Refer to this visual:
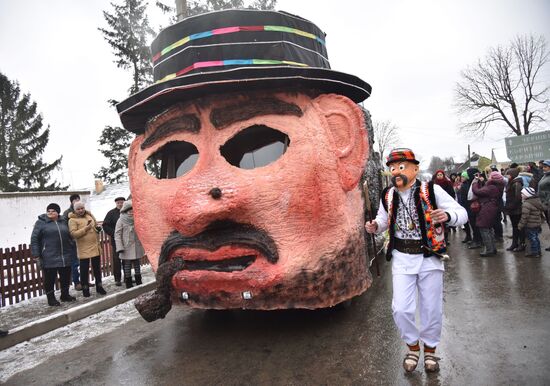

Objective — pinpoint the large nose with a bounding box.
[167,172,252,236]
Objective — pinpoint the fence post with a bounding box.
[0,248,6,307]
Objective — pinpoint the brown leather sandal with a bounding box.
[403,351,420,372]
[424,353,441,372]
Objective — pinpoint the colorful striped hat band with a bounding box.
[117,9,372,134]
[153,25,326,64]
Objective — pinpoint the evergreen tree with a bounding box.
[99,0,156,94]
[94,125,133,184]
[160,0,276,20]
[95,0,277,184]
[0,72,66,192]
[96,0,155,183]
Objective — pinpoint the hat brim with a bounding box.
[117,66,372,134]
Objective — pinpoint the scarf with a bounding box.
[119,212,134,226]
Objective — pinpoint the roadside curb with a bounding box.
[0,281,156,351]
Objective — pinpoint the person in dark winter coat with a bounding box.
[465,167,483,248]
[472,171,505,256]
[432,169,456,241]
[538,160,550,235]
[102,196,126,286]
[62,194,81,290]
[504,167,526,251]
[457,171,473,243]
[432,169,456,198]
[30,203,77,306]
[529,162,543,189]
[518,187,544,257]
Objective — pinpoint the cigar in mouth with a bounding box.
[134,257,185,322]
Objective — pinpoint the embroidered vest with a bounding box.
[382,180,446,261]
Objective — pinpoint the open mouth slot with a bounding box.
[182,255,256,272]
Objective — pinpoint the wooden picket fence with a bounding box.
[0,232,149,307]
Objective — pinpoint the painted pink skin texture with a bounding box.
[128,91,371,309]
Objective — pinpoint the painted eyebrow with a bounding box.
[141,114,201,150]
[209,98,303,130]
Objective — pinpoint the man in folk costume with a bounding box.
[365,148,467,372]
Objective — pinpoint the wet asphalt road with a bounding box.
[5,226,550,385]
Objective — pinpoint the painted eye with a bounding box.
[390,166,395,172]
[399,164,405,171]
[144,141,199,179]
[220,125,290,169]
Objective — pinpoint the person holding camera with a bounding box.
[68,202,107,297]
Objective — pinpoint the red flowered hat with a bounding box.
[386,148,420,166]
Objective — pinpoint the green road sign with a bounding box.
[505,131,550,163]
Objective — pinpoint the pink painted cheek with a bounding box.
[130,157,176,270]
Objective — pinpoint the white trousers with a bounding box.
[392,270,443,348]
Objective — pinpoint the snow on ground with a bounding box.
[0,300,141,383]
[0,265,153,329]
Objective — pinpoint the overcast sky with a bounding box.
[1,0,549,189]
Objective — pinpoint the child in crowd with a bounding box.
[518,187,544,258]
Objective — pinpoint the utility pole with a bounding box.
[467,144,471,168]
[175,0,187,21]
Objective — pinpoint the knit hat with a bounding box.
[461,171,469,179]
[521,187,535,198]
[489,171,504,181]
[46,203,61,214]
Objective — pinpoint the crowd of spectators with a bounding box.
[431,160,550,258]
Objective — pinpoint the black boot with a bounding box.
[60,287,76,302]
[96,284,107,295]
[506,243,518,251]
[82,285,90,297]
[135,274,142,285]
[513,244,526,252]
[125,277,133,289]
[46,291,60,306]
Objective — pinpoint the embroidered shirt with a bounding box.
[374,182,468,275]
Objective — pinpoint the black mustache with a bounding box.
[391,174,409,187]
[158,220,279,266]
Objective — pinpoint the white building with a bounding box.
[0,190,90,247]
[0,181,130,248]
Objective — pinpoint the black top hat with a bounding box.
[117,9,372,134]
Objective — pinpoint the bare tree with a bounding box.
[455,34,549,137]
[373,120,400,159]
[427,156,455,175]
